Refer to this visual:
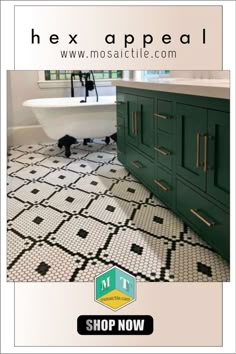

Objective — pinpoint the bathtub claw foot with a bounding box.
[65,146,71,158]
[83,138,89,146]
[105,136,110,145]
[58,135,77,158]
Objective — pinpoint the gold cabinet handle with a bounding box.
[204,135,208,172]
[135,111,138,135]
[154,146,170,156]
[131,161,143,169]
[131,112,135,134]
[190,208,215,227]
[154,113,168,120]
[196,133,201,168]
[154,179,169,191]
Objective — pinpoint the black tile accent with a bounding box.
[110,169,117,173]
[90,181,98,186]
[49,149,54,152]
[77,229,88,239]
[32,216,44,225]
[153,216,164,224]
[127,187,135,194]
[80,164,86,168]
[106,205,115,212]
[35,262,50,276]
[130,243,143,255]
[58,175,66,180]
[97,155,103,158]
[197,262,212,277]
[29,156,35,160]
[31,189,39,194]
[30,170,36,174]
[53,160,59,164]
[66,196,75,203]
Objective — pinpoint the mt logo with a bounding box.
[95,266,136,311]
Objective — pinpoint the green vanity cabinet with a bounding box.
[116,87,230,261]
[125,94,155,159]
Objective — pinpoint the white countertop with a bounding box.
[112,78,230,99]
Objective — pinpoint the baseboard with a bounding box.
[7,125,55,146]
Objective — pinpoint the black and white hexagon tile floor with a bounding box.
[7,140,230,282]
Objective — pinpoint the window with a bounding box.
[44,70,122,81]
[143,70,170,79]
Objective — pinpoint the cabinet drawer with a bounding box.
[154,166,173,207]
[155,100,173,133]
[126,145,154,187]
[176,179,229,261]
[154,130,173,171]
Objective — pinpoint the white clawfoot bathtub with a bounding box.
[23,96,117,140]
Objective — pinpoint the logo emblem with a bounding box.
[95,266,136,311]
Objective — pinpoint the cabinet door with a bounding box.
[125,94,138,147]
[137,96,155,159]
[176,104,207,190]
[207,110,229,207]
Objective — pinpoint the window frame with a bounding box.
[37,70,125,89]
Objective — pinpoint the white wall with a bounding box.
[7,71,115,146]
[170,70,229,79]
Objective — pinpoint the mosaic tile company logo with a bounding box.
[95,267,136,311]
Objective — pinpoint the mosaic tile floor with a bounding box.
[7,140,230,282]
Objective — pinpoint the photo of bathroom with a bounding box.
[7,70,230,282]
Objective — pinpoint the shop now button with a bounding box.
[77,315,153,335]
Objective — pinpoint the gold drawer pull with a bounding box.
[135,112,138,135]
[154,146,170,156]
[154,179,169,191]
[190,208,215,227]
[154,113,169,120]
[131,161,143,169]
[131,112,135,135]
[204,135,208,172]
[196,133,201,168]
